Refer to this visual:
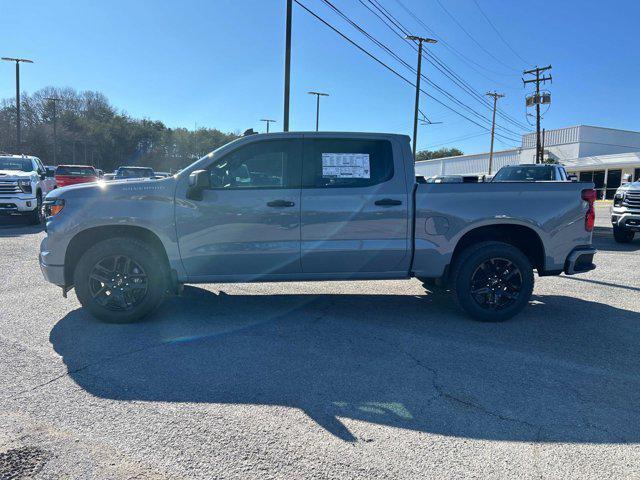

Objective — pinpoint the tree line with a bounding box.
[0,86,463,172]
[0,87,239,172]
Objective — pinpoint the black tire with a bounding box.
[74,237,169,323]
[613,226,635,243]
[27,191,43,225]
[451,241,534,322]
[420,277,447,292]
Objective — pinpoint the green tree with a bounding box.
[415,147,464,162]
[0,87,238,172]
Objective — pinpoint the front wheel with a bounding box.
[451,241,534,322]
[613,226,635,243]
[27,192,43,225]
[74,237,169,323]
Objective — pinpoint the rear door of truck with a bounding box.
[299,134,411,275]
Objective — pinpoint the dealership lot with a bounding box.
[1,204,639,479]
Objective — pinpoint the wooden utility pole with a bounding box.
[523,65,552,163]
[407,36,437,160]
[486,92,504,175]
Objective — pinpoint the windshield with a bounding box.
[116,167,154,178]
[493,166,555,182]
[55,166,97,176]
[0,157,32,172]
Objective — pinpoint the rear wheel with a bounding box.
[451,241,534,322]
[74,237,168,323]
[613,226,635,243]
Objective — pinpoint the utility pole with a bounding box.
[2,57,34,152]
[260,119,276,133]
[307,91,329,131]
[523,65,552,163]
[485,91,504,175]
[406,36,437,160]
[45,97,61,165]
[283,0,293,132]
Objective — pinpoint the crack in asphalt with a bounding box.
[8,341,169,400]
[369,333,629,443]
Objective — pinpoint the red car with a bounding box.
[54,165,99,187]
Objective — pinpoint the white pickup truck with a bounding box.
[0,155,56,224]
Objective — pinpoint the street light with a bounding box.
[260,119,277,133]
[307,91,329,132]
[2,57,34,152]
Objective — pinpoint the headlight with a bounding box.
[18,179,32,193]
[614,191,625,206]
[43,198,65,217]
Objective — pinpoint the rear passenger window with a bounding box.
[304,139,394,188]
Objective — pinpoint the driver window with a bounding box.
[209,140,300,189]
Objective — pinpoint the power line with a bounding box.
[388,0,517,80]
[419,131,488,150]
[431,0,520,73]
[321,0,525,137]
[472,0,532,66]
[360,0,530,131]
[294,0,521,144]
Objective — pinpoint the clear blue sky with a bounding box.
[3,0,639,154]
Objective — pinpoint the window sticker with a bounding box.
[321,153,370,179]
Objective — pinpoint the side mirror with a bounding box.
[45,170,55,178]
[40,171,47,180]
[187,169,210,200]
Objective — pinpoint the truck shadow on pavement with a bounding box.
[50,286,640,444]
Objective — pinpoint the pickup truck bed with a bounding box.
[40,132,596,324]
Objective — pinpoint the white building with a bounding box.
[415,125,640,198]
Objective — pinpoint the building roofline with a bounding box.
[415,148,520,164]
[522,124,640,136]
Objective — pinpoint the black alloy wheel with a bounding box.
[469,257,522,311]
[89,255,149,311]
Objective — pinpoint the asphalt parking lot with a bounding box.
[1,204,639,479]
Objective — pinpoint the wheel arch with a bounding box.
[64,225,171,286]
[448,223,546,280]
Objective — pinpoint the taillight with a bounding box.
[581,188,596,232]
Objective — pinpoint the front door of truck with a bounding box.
[300,136,410,274]
[175,138,303,278]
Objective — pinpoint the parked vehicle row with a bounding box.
[40,132,597,324]
[0,154,167,224]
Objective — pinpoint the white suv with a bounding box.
[0,155,56,224]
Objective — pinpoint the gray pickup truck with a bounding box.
[40,132,597,323]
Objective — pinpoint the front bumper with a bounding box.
[0,194,38,214]
[39,253,66,287]
[611,208,640,231]
[564,247,596,275]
